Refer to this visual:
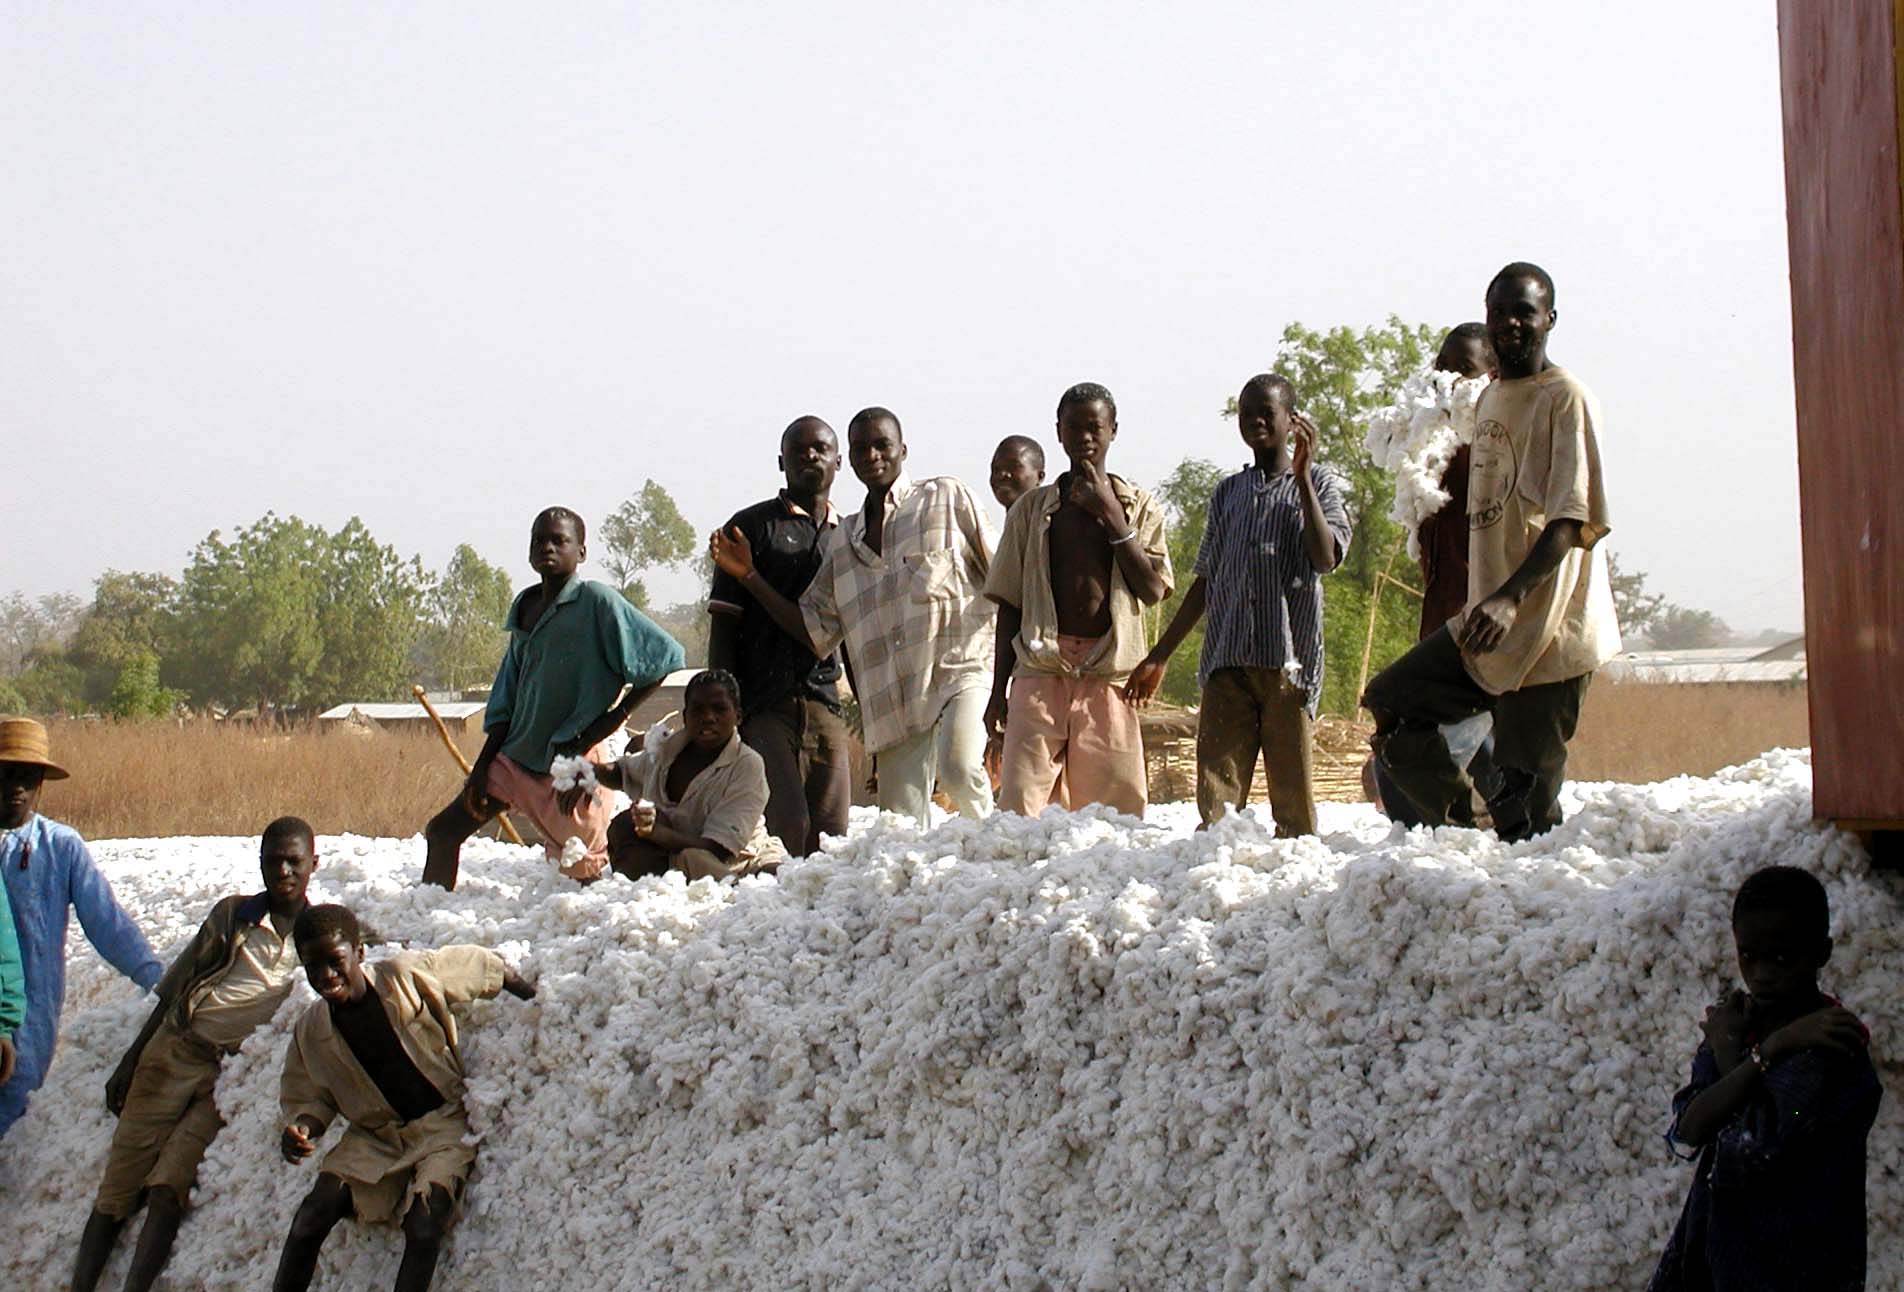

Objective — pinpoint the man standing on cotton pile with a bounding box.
[1124,374,1347,834]
[1361,263,1621,840]
[0,717,162,1139]
[706,417,853,858]
[988,383,1174,818]
[711,407,997,825]
[419,507,685,889]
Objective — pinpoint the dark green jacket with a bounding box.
[0,874,23,1037]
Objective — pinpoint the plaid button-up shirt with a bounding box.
[799,473,995,753]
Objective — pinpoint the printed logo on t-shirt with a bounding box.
[1468,419,1514,531]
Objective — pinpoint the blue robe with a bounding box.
[0,814,162,1137]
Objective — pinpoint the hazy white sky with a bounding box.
[2,1,1802,631]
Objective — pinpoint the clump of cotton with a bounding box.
[1363,369,1491,557]
[3,751,1896,1291]
[547,756,598,794]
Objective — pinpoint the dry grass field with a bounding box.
[35,718,491,841]
[28,679,1811,840]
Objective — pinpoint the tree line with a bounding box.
[0,484,706,718]
[4,319,1741,721]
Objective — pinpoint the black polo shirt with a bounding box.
[709,493,842,713]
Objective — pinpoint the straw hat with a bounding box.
[0,717,70,780]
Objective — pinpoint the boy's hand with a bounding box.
[630,803,657,837]
[461,762,497,817]
[1459,593,1517,653]
[0,1035,14,1086]
[1291,414,1317,476]
[709,527,755,580]
[502,967,537,1001]
[984,692,1008,741]
[1701,988,1749,1063]
[104,1060,135,1116]
[1764,1005,1867,1064]
[1067,459,1127,531]
[1122,658,1166,707]
[281,1117,323,1163]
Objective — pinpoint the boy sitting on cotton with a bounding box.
[272,905,534,1292]
[595,668,786,882]
[1649,866,1881,1291]
[72,816,320,1292]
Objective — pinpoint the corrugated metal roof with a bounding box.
[318,702,488,721]
[1600,659,1806,684]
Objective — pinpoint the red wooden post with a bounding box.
[1775,0,1904,829]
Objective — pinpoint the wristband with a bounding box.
[1108,529,1139,546]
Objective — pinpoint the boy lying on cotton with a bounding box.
[271,905,534,1292]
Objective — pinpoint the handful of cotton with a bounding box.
[559,836,588,868]
[549,755,598,793]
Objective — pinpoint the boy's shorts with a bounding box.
[94,1022,226,1217]
[999,635,1147,818]
[322,1104,475,1225]
[484,741,615,881]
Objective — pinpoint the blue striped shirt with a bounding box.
[1193,464,1353,711]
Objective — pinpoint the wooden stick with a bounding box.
[412,685,525,846]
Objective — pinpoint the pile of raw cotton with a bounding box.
[2,750,1897,1290]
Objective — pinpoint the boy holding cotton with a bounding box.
[272,905,534,1292]
[985,383,1172,817]
[1124,375,1352,835]
[1649,866,1880,1291]
[421,506,684,889]
[71,816,320,1292]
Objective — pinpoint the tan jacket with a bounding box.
[616,729,786,865]
[984,472,1173,684]
[280,946,505,1137]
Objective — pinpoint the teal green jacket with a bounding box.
[0,863,23,1037]
[485,576,684,774]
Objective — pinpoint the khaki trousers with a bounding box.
[1196,666,1316,836]
[95,1022,225,1217]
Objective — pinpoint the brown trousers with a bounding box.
[741,695,851,857]
[1196,666,1316,836]
[1361,625,1591,842]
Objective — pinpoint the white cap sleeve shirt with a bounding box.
[1452,366,1623,695]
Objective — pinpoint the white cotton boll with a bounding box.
[548,755,597,794]
[1362,369,1492,559]
[561,837,588,866]
[3,752,1899,1291]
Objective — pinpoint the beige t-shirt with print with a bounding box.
[1451,365,1622,694]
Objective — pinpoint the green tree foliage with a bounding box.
[0,592,86,677]
[601,480,697,610]
[1152,458,1227,705]
[13,655,87,715]
[1648,605,1733,650]
[647,600,710,670]
[417,544,514,691]
[1212,318,1445,714]
[1606,552,1665,640]
[169,514,427,710]
[65,570,180,706]
[106,649,183,718]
